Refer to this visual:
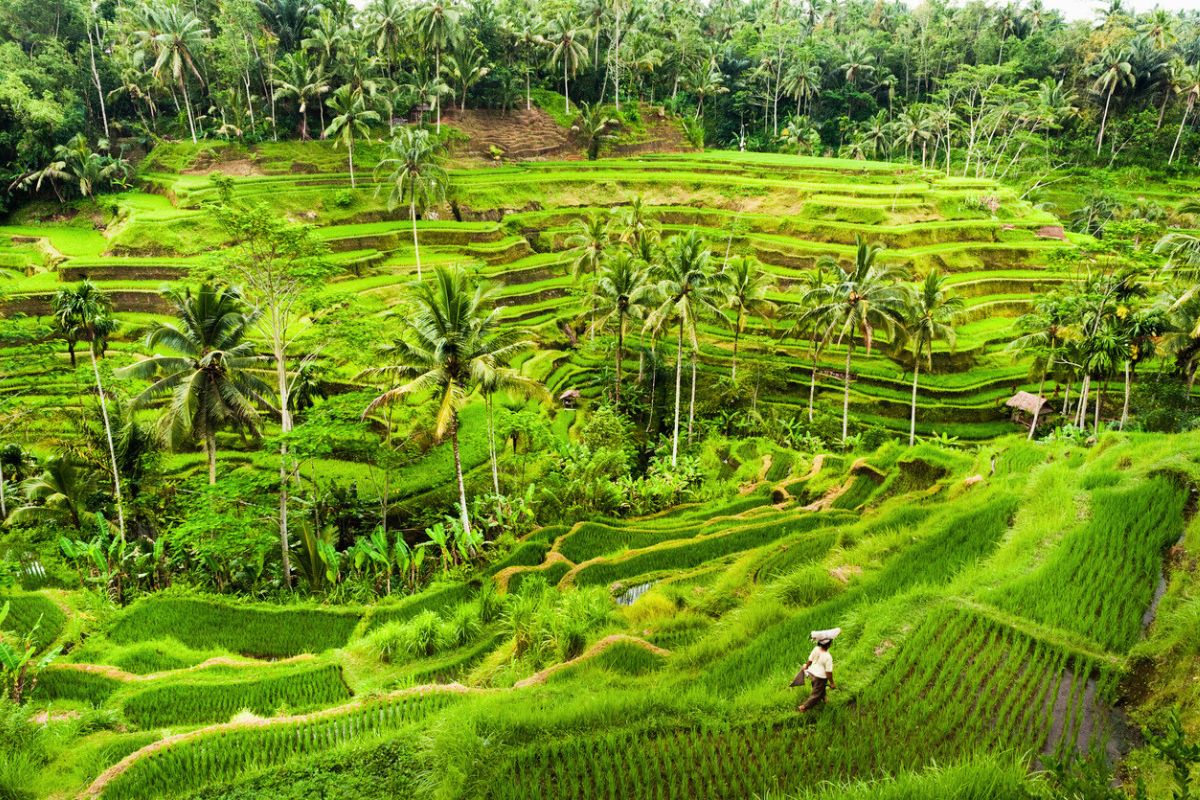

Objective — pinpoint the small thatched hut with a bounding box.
[1005,391,1050,425]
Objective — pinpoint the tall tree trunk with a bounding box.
[450,414,471,535]
[411,198,422,279]
[275,346,293,590]
[808,349,818,423]
[90,348,125,541]
[1029,365,1047,440]
[0,460,6,520]
[671,320,683,467]
[182,79,198,144]
[1120,361,1131,430]
[908,357,920,447]
[436,49,442,133]
[206,431,217,485]
[731,309,742,382]
[687,351,697,445]
[1061,379,1071,416]
[487,395,499,496]
[1094,380,1102,432]
[347,135,356,188]
[564,59,570,114]
[1096,87,1114,157]
[842,340,853,443]
[1170,100,1192,164]
[87,23,109,138]
[1076,375,1090,428]
[615,313,625,409]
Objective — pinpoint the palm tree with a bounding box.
[361,267,533,536]
[120,285,271,486]
[415,0,461,131]
[804,238,908,443]
[900,271,963,446]
[593,251,656,410]
[565,212,611,337]
[1170,65,1200,164]
[7,456,96,531]
[645,230,721,466]
[273,52,328,140]
[1088,46,1134,157]
[718,257,776,382]
[375,128,449,280]
[13,134,129,200]
[324,85,380,188]
[445,44,490,111]
[543,12,590,114]
[613,195,658,259]
[840,41,875,87]
[687,64,727,118]
[53,281,126,540]
[573,102,617,161]
[784,55,821,117]
[1009,294,1070,439]
[150,7,209,144]
[783,257,836,423]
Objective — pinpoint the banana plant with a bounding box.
[0,602,59,702]
[424,522,452,572]
[351,527,393,594]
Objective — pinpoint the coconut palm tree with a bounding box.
[13,134,129,201]
[272,52,329,140]
[149,6,209,144]
[593,251,656,410]
[53,281,126,540]
[900,271,963,446]
[839,41,875,87]
[784,55,821,117]
[543,12,590,114]
[645,230,721,466]
[445,43,490,111]
[573,101,617,160]
[324,85,380,188]
[361,267,533,536]
[7,456,96,531]
[415,0,461,131]
[565,212,611,336]
[1009,293,1071,439]
[120,285,271,486]
[783,257,837,423]
[1088,46,1134,157]
[717,257,776,382]
[613,195,658,259]
[1170,64,1200,164]
[804,238,908,443]
[375,128,449,280]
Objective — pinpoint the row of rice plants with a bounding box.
[120,662,351,728]
[557,521,706,563]
[570,513,852,588]
[36,667,126,705]
[989,477,1187,651]
[492,608,1098,799]
[97,690,466,800]
[108,597,362,658]
[0,591,66,650]
[701,494,1018,693]
[362,583,473,632]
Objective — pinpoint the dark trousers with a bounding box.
[799,677,827,710]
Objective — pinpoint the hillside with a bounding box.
[5,430,1199,799]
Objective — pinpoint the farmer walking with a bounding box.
[796,636,836,712]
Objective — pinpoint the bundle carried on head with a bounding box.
[810,627,841,646]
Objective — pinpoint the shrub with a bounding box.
[772,565,842,607]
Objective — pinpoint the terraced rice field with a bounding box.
[14,431,1194,799]
[0,145,1074,494]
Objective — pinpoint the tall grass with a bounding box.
[120,662,351,727]
[109,597,361,658]
[991,478,1186,651]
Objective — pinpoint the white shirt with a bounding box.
[806,646,833,679]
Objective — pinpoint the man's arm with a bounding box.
[827,670,835,690]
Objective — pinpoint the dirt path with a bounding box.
[49,652,317,683]
[79,683,480,799]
